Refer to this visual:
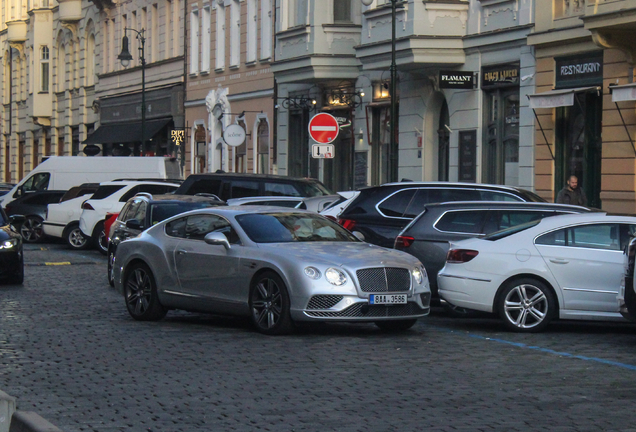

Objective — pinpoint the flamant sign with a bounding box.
[308,113,340,144]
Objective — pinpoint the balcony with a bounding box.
[582,1,636,64]
[57,0,82,22]
[6,20,27,43]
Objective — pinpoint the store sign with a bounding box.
[439,71,474,89]
[223,124,246,147]
[171,129,185,146]
[481,64,519,89]
[555,52,603,89]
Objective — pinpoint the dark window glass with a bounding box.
[22,192,64,205]
[119,184,178,202]
[295,180,332,197]
[237,213,357,243]
[149,201,217,226]
[535,228,567,246]
[378,189,417,218]
[165,216,187,238]
[118,201,134,221]
[92,185,125,200]
[184,214,238,243]
[479,190,523,202]
[131,202,148,225]
[264,182,301,197]
[568,223,619,250]
[230,181,260,199]
[334,0,351,23]
[428,188,481,203]
[21,173,50,193]
[435,211,487,234]
[182,179,223,196]
[484,219,541,241]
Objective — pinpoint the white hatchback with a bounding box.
[43,195,94,249]
[438,213,636,332]
[79,180,180,254]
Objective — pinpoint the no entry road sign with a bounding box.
[308,113,339,144]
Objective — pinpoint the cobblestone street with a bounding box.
[1,242,636,432]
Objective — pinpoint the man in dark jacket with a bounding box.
[556,175,587,206]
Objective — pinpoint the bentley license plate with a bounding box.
[369,294,407,305]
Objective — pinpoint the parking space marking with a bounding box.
[469,334,636,371]
[428,325,636,371]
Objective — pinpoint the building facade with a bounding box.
[1,0,100,183]
[528,0,636,212]
[185,0,275,177]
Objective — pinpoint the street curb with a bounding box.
[9,411,63,432]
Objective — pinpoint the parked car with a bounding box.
[437,213,636,332]
[173,173,333,201]
[337,182,547,248]
[107,193,227,286]
[42,183,100,250]
[112,207,431,334]
[320,191,360,221]
[227,195,340,212]
[79,180,180,254]
[618,236,636,321]
[4,190,67,243]
[394,201,592,302]
[0,209,25,284]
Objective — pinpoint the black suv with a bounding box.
[338,182,547,248]
[173,173,333,201]
[394,201,591,301]
[107,194,226,286]
[4,190,67,243]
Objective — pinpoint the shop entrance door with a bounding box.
[483,88,520,185]
[555,91,602,208]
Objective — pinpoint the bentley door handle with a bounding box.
[549,258,569,264]
[177,250,187,255]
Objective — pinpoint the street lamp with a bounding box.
[361,0,398,182]
[118,28,147,155]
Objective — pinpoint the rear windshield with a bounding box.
[483,219,541,241]
[149,201,219,226]
[91,185,125,200]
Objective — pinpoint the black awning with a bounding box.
[83,118,172,144]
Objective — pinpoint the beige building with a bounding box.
[528,0,636,213]
[1,0,100,183]
[185,0,275,177]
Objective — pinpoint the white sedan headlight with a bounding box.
[0,238,18,250]
[325,267,347,286]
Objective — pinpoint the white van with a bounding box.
[0,156,181,207]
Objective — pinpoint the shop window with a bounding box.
[483,89,519,186]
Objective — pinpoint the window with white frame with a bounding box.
[260,0,272,60]
[190,9,200,73]
[57,44,65,92]
[230,0,240,67]
[246,0,257,63]
[215,1,226,70]
[86,34,95,85]
[165,0,172,58]
[334,0,352,23]
[40,46,49,92]
[201,5,211,72]
[288,0,307,28]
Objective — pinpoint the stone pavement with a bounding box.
[0,242,636,431]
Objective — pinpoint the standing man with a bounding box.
[556,175,588,206]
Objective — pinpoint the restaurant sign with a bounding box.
[439,71,474,89]
[481,64,519,89]
[555,52,603,89]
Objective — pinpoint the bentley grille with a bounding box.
[307,295,344,310]
[356,268,411,293]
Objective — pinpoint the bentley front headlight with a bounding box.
[325,268,347,286]
[412,266,426,285]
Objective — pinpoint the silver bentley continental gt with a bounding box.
[113,207,431,335]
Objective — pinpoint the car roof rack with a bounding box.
[194,193,223,201]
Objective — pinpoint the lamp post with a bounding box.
[361,0,398,182]
[118,28,147,155]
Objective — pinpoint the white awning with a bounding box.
[611,83,636,102]
[528,87,600,109]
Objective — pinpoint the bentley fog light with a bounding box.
[325,268,347,286]
[0,239,18,249]
[304,266,321,280]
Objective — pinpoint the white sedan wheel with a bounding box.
[498,279,555,333]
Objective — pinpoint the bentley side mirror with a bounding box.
[204,232,230,249]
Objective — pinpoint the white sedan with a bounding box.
[438,213,636,332]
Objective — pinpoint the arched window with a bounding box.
[40,45,49,92]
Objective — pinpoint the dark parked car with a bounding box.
[59,183,100,202]
[107,193,227,286]
[4,190,66,243]
[338,182,547,248]
[393,201,592,304]
[0,208,25,284]
[173,173,333,201]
